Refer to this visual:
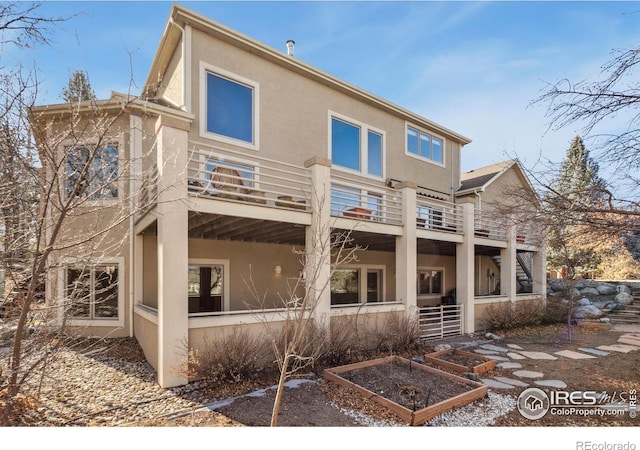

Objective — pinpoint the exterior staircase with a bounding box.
[608,290,640,324]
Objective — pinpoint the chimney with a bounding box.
[286,40,295,56]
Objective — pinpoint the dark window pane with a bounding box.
[94,264,118,318]
[431,270,443,295]
[94,145,118,199]
[66,267,91,317]
[367,131,382,177]
[207,73,253,143]
[367,270,381,302]
[331,118,360,171]
[330,269,359,305]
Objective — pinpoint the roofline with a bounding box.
[29,92,194,123]
[144,3,472,145]
[455,159,539,201]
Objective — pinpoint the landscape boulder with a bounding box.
[580,287,600,296]
[615,292,634,306]
[616,285,632,295]
[596,284,617,296]
[577,298,591,306]
[572,304,604,319]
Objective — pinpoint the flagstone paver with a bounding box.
[493,376,529,387]
[481,378,516,389]
[480,344,510,353]
[507,352,526,360]
[535,380,567,389]
[578,347,609,357]
[497,362,522,369]
[618,337,640,347]
[490,355,510,361]
[473,349,498,355]
[506,344,524,350]
[597,344,639,353]
[554,350,597,360]
[518,351,558,360]
[512,370,544,379]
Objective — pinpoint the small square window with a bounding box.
[206,72,255,144]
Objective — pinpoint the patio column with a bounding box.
[155,114,190,388]
[501,224,517,304]
[304,157,332,329]
[395,182,417,315]
[456,199,475,333]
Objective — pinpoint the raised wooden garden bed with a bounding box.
[424,348,497,374]
[323,355,488,426]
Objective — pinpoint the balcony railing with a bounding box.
[137,162,158,215]
[187,146,312,212]
[474,211,507,241]
[330,172,402,226]
[416,198,463,233]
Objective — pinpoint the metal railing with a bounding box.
[330,172,402,225]
[418,304,463,340]
[188,146,312,212]
[474,211,507,241]
[138,162,158,215]
[416,198,463,233]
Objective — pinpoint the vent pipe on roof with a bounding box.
[286,40,295,56]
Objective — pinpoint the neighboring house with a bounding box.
[29,4,546,388]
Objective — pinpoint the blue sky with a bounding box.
[10,1,640,176]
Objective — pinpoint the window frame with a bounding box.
[199,62,260,150]
[59,257,124,327]
[328,111,385,180]
[63,141,122,203]
[405,123,446,167]
[416,266,445,298]
[330,264,386,306]
[188,258,230,316]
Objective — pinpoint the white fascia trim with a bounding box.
[198,61,260,151]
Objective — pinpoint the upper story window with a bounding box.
[200,62,259,150]
[406,126,444,165]
[330,114,384,178]
[65,144,118,200]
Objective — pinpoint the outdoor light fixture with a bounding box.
[274,265,282,275]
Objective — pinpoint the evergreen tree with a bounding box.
[60,70,96,103]
[554,136,606,206]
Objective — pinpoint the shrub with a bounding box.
[187,329,271,384]
[484,300,545,331]
[541,298,572,325]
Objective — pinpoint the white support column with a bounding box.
[155,115,190,388]
[304,157,332,329]
[456,200,475,333]
[501,224,517,304]
[395,182,417,316]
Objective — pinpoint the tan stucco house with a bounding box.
[29,4,546,387]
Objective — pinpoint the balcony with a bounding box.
[416,198,463,234]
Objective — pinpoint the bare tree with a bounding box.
[244,207,363,426]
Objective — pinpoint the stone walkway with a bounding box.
[473,330,640,390]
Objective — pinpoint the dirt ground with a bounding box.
[158,322,640,427]
[5,322,639,427]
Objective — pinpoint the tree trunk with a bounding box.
[270,354,290,427]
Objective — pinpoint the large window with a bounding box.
[331,266,384,305]
[417,269,443,296]
[66,144,118,199]
[330,115,384,178]
[201,63,259,148]
[65,263,119,319]
[188,264,225,314]
[406,126,444,165]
